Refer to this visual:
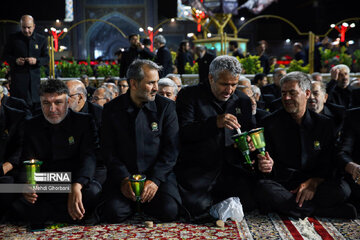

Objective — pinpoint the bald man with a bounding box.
[65,80,102,131]
[3,15,49,113]
[66,80,106,185]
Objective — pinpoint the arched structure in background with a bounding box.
[86,12,141,59]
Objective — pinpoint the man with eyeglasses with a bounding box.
[91,87,112,107]
[118,79,129,95]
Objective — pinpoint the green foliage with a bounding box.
[96,64,120,77]
[238,55,263,74]
[319,46,352,68]
[286,60,309,73]
[171,51,177,65]
[184,62,198,74]
[57,60,81,77]
[353,49,360,69]
[79,64,94,77]
[40,66,47,78]
[0,64,9,78]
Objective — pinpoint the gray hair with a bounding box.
[103,82,119,95]
[195,45,206,52]
[95,86,113,100]
[311,80,326,94]
[238,76,251,86]
[209,55,242,82]
[280,71,311,92]
[273,68,286,78]
[71,80,88,99]
[251,85,261,96]
[154,35,166,45]
[126,59,162,83]
[331,64,350,74]
[158,77,178,96]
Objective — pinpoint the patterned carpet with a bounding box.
[1,211,359,239]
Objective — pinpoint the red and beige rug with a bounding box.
[1,211,359,239]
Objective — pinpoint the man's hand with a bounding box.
[290,178,323,207]
[257,151,273,173]
[140,180,158,203]
[23,185,37,204]
[26,57,37,65]
[217,113,241,130]
[345,162,360,184]
[67,183,85,221]
[330,67,340,81]
[121,177,136,201]
[16,57,25,66]
[2,162,13,176]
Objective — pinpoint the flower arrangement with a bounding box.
[0,63,9,78]
[319,46,352,71]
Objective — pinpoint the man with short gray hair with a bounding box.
[158,77,178,101]
[257,71,355,219]
[327,64,352,108]
[154,35,173,77]
[176,55,258,219]
[101,59,182,223]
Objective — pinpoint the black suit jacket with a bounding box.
[2,95,31,118]
[81,101,102,131]
[262,109,336,189]
[327,84,353,109]
[155,46,173,78]
[119,47,140,78]
[196,52,215,85]
[0,105,26,169]
[175,84,255,191]
[261,84,281,100]
[255,108,270,127]
[321,102,345,139]
[176,51,194,74]
[3,32,49,105]
[140,47,156,61]
[338,107,360,170]
[101,92,180,201]
[350,88,360,108]
[20,110,98,184]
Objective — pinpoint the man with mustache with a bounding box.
[101,59,181,222]
[256,71,356,219]
[13,79,101,228]
[308,81,345,140]
[175,55,258,220]
[326,64,353,109]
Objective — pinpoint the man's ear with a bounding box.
[305,89,311,99]
[324,93,328,103]
[129,79,137,90]
[208,74,214,85]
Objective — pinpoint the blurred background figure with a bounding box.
[91,86,112,107]
[166,73,182,92]
[195,45,215,86]
[253,73,268,88]
[311,72,323,82]
[176,40,193,75]
[293,42,307,65]
[229,40,244,59]
[80,74,95,99]
[117,79,129,95]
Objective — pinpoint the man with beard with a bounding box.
[326,64,353,109]
[308,81,345,140]
[3,15,49,113]
[175,55,259,220]
[101,59,181,222]
[13,79,101,228]
[256,71,356,219]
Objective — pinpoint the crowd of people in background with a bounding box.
[1,14,360,230]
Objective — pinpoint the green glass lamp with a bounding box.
[23,159,43,185]
[129,174,146,202]
[249,127,266,156]
[232,131,253,166]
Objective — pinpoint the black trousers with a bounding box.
[0,175,16,218]
[101,185,179,223]
[179,173,258,218]
[12,180,102,224]
[256,178,351,218]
